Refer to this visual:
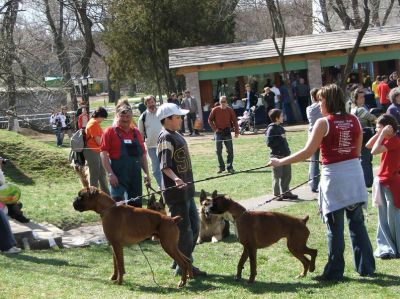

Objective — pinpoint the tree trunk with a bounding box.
[107,68,120,104]
[319,0,332,32]
[267,0,302,123]
[340,0,370,90]
[382,0,395,26]
[1,0,19,131]
[44,0,77,110]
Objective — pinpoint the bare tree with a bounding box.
[266,0,303,122]
[0,0,21,130]
[43,0,77,109]
[340,0,370,89]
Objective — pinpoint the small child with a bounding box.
[366,114,400,259]
[265,109,298,200]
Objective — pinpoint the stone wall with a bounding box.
[307,60,322,90]
[0,88,70,130]
[184,72,203,127]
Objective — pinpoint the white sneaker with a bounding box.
[2,246,21,254]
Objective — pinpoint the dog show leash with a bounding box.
[119,160,322,207]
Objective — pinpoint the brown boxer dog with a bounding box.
[200,189,317,283]
[73,187,193,287]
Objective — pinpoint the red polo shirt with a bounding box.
[100,126,146,159]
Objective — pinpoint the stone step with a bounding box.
[9,218,64,250]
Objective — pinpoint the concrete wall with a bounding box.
[184,72,203,127]
[307,59,322,90]
[0,88,70,130]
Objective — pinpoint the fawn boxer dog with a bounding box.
[200,190,317,283]
[73,187,193,287]
[198,191,230,244]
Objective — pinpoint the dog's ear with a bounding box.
[211,190,218,198]
[88,186,99,197]
[200,189,207,203]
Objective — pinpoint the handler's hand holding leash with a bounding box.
[268,158,281,168]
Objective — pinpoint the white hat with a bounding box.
[156,103,189,120]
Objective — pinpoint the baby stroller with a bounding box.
[238,106,258,135]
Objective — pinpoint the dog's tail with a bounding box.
[172,216,183,224]
[302,215,309,223]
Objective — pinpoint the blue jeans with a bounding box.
[309,149,320,191]
[360,146,373,188]
[323,204,375,279]
[168,197,199,272]
[375,185,400,258]
[0,209,16,251]
[147,147,162,188]
[54,127,63,146]
[215,132,234,171]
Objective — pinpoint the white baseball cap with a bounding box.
[156,103,189,120]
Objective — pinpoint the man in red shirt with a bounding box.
[100,104,150,207]
[377,75,391,112]
[208,96,239,173]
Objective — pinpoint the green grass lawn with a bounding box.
[0,128,313,229]
[0,127,392,298]
[1,201,399,298]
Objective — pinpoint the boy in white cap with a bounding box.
[156,103,206,277]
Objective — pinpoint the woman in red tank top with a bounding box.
[269,84,375,281]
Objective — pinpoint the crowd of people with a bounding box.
[2,78,399,284]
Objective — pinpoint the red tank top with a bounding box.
[320,114,361,165]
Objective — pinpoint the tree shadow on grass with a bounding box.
[2,161,34,185]
[5,253,88,268]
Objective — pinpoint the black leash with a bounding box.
[249,173,321,211]
[124,160,324,205]
[122,164,272,205]
[137,243,162,288]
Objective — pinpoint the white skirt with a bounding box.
[319,158,368,222]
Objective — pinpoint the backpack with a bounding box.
[141,111,147,139]
[70,129,86,152]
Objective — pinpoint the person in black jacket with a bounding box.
[242,84,257,111]
[265,109,298,200]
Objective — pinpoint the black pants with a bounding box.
[187,112,198,134]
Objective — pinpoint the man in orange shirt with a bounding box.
[208,96,239,174]
[84,107,110,194]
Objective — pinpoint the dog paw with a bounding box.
[178,280,186,288]
[234,275,242,282]
[109,274,117,281]
[309,264,316,273]
[211,236,219,243]
[297,273,306,278]
[246,279,255,284]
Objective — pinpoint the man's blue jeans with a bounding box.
[168,197,199,272]
[0,209,16,251]
[147,147,162,188]
[322,204,375,279]
[215,132,234,171]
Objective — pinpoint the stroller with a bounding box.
[238,106,258,135]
